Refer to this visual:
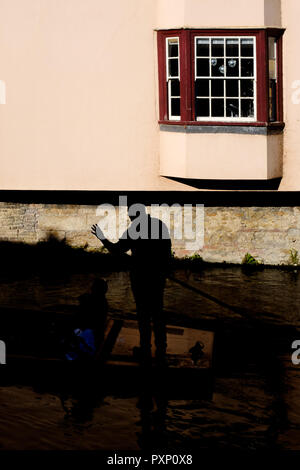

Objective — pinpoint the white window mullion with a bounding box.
[224,77,226,119]
[253,36,257,121]
[166,37,180,121]
[209,38,212,118]
[238,38,241,118]
[209,79,212,118]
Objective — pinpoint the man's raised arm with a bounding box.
[91,224,130,255]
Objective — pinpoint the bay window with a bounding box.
[157,29,284,126]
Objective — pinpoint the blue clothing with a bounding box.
[66,328,96,361]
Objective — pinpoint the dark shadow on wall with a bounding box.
[0,233,208,279]
[3,188,300,207]
[1,232,299,280]
[0,233,132,278]
[164,177,282,191]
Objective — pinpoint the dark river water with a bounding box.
[1,266,300,451]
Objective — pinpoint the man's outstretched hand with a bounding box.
[91,224,105,241]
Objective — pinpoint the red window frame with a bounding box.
[157,28,284,127]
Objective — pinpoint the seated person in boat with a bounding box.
[90,278,108,345]
[65,279,108,361]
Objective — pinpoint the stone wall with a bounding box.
[0,202,299,265]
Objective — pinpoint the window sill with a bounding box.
[159,121,285,135]
[159,120,284,128]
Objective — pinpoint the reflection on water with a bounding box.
[1,267,300,450]
[0,386,140,451]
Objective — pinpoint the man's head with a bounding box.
[128,203,147,222]
[77,293,92,329]
[91,278,108,296]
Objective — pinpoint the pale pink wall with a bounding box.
[156,0,276,29]
[279,0,300,190]
[267,133,283,178]
[160,131,282,180]
[264,0,282,27]
[159,131,186,177]
[0,0,189,191]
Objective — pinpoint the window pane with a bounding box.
[191,35,257,121]
[268,37,276,60]
[268,37,277,121]
[241,79,254,97]
[171,98,180,116]
[269,80,277,121]
[269,60,276,80]
[241,38,254,57]
[226,99,239,117]
[171,80,180,96]
[195,79,209,97]
[226,58,239,77]
[196,98,209,117]
[241,59,254,77]
[211,79,224,97]
[197,58,209,76]
[241,99,254,117]
[211,98,224,117]
[211,38,224,57]
[211,59,224,77]
[226,79,239,97]
[169,58,179,77]
[268,37,277,80]
[168,43,178,57]
[196,38,209,57]
[226,39,239,57]
[166,38,180,120]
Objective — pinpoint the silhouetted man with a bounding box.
[91,205,172,366]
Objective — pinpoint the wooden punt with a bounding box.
[107,319,213,368]
[104,319,214,397]
[2,315,215,397]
